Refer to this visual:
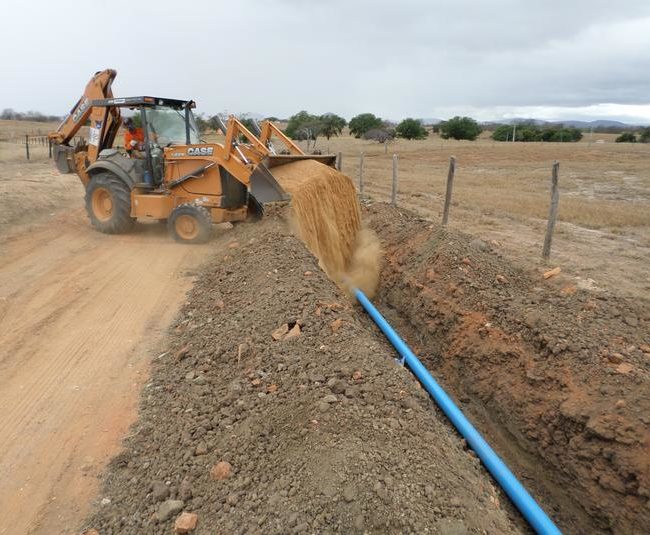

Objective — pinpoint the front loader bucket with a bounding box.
[248,154,337,213]
[249,163,290,205]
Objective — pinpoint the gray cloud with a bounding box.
[1,0,649,122]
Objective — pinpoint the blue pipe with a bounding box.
[354,288,562,535]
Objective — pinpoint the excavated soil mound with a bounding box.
[83,214,523,534]
[366,203,650,534]
[272,160,381,296]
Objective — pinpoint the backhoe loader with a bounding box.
[49,69,336,243]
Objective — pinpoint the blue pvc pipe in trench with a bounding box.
[354,288,562,535]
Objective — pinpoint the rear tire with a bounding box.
[168,204,212,244]
[85,172,134,234]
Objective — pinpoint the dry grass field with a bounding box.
[321,132,650,299]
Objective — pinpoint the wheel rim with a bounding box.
[91,187,113,222]
[175,214,199,240]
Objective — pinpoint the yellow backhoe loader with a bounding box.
[49,69,336,243]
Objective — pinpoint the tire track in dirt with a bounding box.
[0,210,219,534]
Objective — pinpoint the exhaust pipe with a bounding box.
[354,288,562,535]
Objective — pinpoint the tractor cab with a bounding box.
[92,97,200,187]
[53,94,202,190]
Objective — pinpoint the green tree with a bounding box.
[439,116,482,141]
[548,127,582,142]
[519,123,544,141]
[615,132,637,143]
[349,113,383,138]
[491,124,513,141]
[285,111,322,140]
[396,118,428,140]
[319,113,347,140]
[492,123,583,142]
[638,127,650,143]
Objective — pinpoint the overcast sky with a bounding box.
[2,0,650,123]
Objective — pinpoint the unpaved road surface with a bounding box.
[0,210,214,534]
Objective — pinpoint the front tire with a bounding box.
[85,172,134,234]
[168,204,212,244]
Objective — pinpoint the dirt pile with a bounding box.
[272,160,381,296]
[83,214,523,534]
[366,203,650,534]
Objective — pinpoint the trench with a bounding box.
[275,161,645,534]
[354,203,649,535]
[279,164,578,532]
[368,292,590,534]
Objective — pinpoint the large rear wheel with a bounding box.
[85,173,134,234]
[168,204,212,244]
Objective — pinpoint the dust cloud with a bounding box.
[271,160,382,297]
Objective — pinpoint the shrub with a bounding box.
[363,128,395,143]
[439,116,482,141]
[615,132,637,143]
[396,118,428,140]
[349,113,383,138]
[491,124,514,141]
[492,123,583,142]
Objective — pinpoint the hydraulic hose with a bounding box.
[354,288,562,535]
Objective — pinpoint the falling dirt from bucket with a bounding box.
[271,159,382,297]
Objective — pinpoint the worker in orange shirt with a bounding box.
[123,117,146,156]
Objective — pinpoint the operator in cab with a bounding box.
[123,117,145,156]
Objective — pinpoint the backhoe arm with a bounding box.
[49,69,117,145]
[49,69,119,181]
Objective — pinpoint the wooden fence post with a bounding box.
[542,161,560,261]
[358,152,364,196]
[441,156,456,226]
[391,154,398,206]
[48,138,52,159]
[25,134,30,160]
[336,151,342,171]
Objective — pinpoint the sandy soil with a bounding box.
[0,210,217,534]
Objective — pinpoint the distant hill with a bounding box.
[419,117,443,125]
[558,119,629,128]
[489,118,642,128]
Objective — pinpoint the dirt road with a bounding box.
[0,210,214,534]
